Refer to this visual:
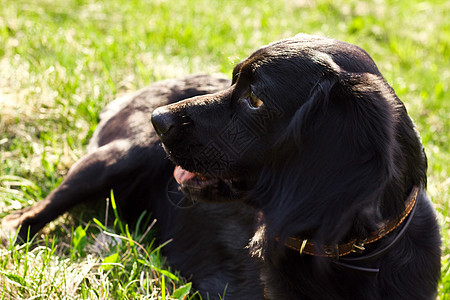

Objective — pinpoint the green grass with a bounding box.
[0,0,448,298]
[0,190,195,299]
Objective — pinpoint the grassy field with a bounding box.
[0,0,448,298]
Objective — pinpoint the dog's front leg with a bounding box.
[1,139,139,245]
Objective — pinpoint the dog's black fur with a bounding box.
[2,34,441,299]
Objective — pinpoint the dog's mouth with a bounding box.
[173,165,255,202]
[173,165,223,189]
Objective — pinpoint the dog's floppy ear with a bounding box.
[257,73,412,246]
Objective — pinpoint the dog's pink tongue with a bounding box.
[174,166,197,184]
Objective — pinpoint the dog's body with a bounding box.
[2,34,440,299]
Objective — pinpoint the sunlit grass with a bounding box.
[0,190,196,299]
[0,0,448,298]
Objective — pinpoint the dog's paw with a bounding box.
[1,211,25,247]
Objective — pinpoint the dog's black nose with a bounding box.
[151,107,175,138]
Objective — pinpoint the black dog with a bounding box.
[2,34,441,299]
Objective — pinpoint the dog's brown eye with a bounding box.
[246,91,263,109]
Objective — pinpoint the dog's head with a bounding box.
[152,34,426,243]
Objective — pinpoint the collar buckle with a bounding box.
[352,239,367,254]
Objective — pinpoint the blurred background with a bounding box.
[0,0,448,298]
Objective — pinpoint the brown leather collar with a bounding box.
[284,186,419,258]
